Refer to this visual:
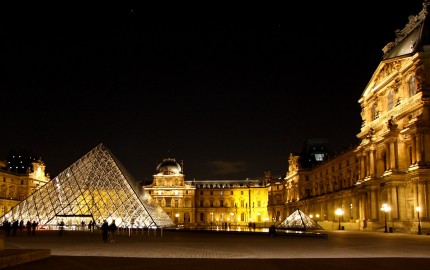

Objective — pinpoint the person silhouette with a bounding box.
[108,220,117,242]
[101,220,109,242]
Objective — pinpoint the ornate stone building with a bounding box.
[0,157,50,218]
[269,1,430,233]
[144,158,269,228]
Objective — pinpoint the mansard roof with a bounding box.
[382,0,430,60]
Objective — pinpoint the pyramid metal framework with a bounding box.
[2,143,175,228]
[276,209,324,231]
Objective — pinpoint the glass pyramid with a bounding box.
[276,209,324,231]
[2,143,175,228]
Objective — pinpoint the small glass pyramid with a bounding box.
[2,143,175,228]
[276,209,324,231]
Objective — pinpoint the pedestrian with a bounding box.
[59,220,65,236]
[31,221,37,236]
[88,220,92,232]
[3,220,11,236]
[26,220,31,236]
[108,220,117,242]
[19,220,24,231]
[101,220,109,242]
[269,225,276,237]
[12,220,18,236]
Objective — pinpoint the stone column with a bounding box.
[386,142,391,170]
[390,141,396,170]
[418,181,426,218]
[366,152,371,178]
[397,184,406,220]
[416,133,423,164]
[391,185,399,220]
[360,154,366,179]
[370,189,378,220]
[411,135,417,164]
[369,149,376,177]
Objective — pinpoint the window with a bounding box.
[241,191,244,195]
[387,90,394,110]
[200,200,203,207]
[371,103,378,120]
[220,191,223,196]
[200,191,203,195]
[315,153,324,161]
[200,212,204,222]
[210,191,213,195]
[257,201,261,207]
[174,199,179,207]
[241,213,245,221]
[210,200,213,207]
[240,200,244,207]
[409,75,417,96]
[230,191,233,195]
[220,200,224,207]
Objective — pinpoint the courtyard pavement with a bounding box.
[1,228,430,269]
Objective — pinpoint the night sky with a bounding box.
[1,1,425,181]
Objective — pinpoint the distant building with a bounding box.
[268,1,430,233]
[0,151,50,218]
[3,1,430,233]
[143,158,269,228]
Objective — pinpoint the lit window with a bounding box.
[371,103,378,120]
[387,90,394,110]
[409,75,417,96]
[315,153,324,161]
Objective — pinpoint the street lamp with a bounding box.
[416,206,422,235]
[380,203,391,233]
[335,208,344,230]
[316,214,320,223]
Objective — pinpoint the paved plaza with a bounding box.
[1,228,430,269]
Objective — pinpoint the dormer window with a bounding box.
[409,75,417,96]
[371,103,378,120]
[387,90,394,110]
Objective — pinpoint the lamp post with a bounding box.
[416,206,422,235]
[380,203,391,233]
[335,208,344,230]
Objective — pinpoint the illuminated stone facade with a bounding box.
[0,158,50,218]
[144,158,269,227]
[2,144,174,228]
[269,1,430,233]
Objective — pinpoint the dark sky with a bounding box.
[0,1,425,181]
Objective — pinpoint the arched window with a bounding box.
[8,186,15,199]
[409,75,417,96]
[0,185,6,197]
[371,103,378,120]
[387,90,394,110]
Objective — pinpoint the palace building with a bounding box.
[0,153,50,218]
[2,2,429,234]
[268,1,430,233]
[144,158,269,228]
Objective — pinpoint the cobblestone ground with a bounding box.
[3,229,430,269]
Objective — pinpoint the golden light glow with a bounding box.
[380,203,391,212]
